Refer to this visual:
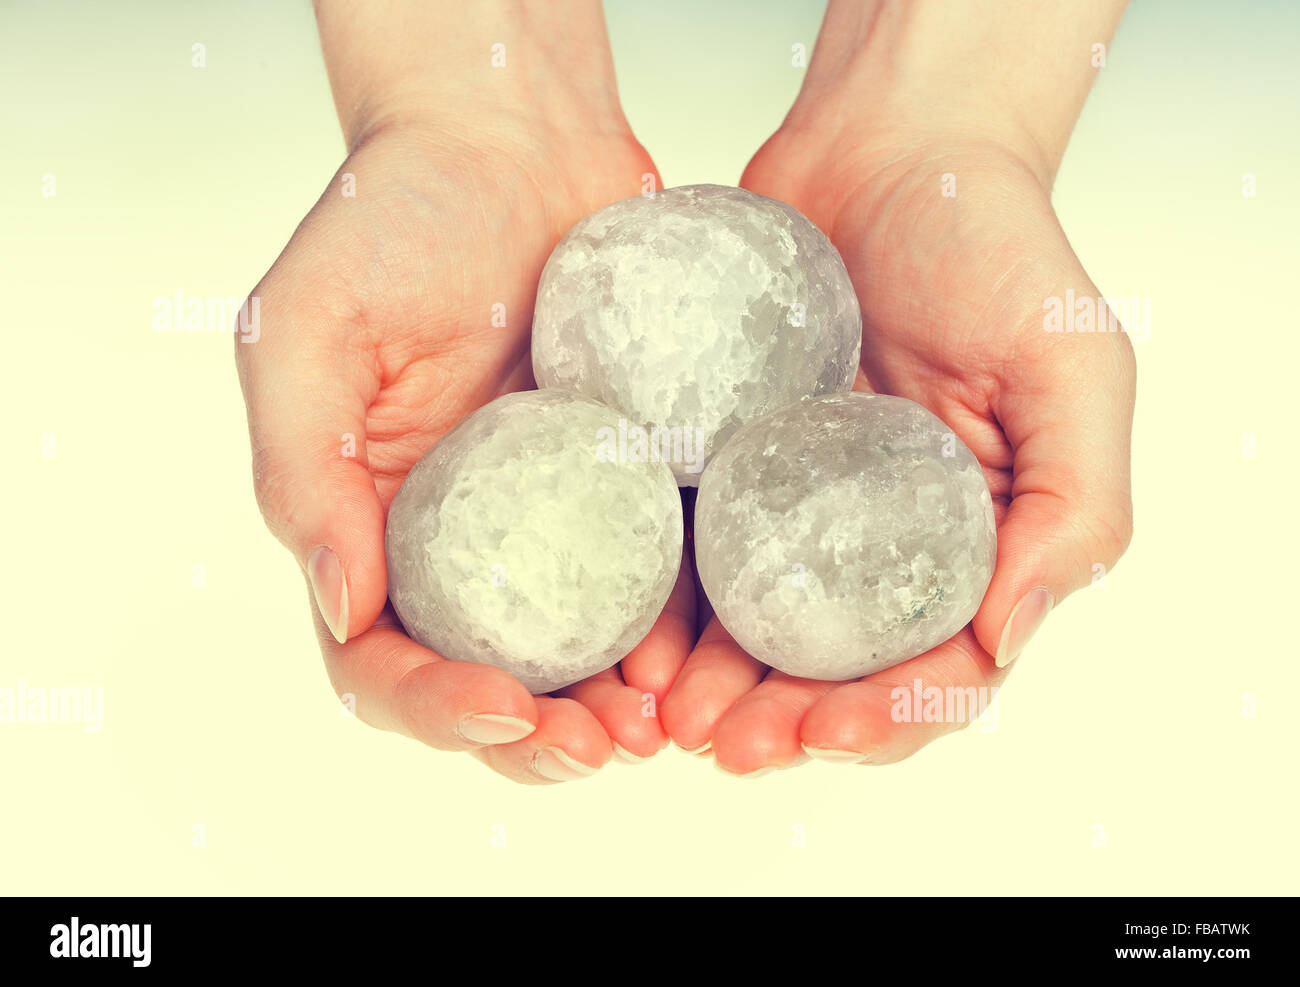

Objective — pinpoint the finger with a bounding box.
[659,616,767,754]
[973,319,1136,668]
[234,267,388,645]
[474,697,612,784]
[800,627,1004,764]
[710,672,839,776]
[558,668,667,762]
[619,535,698,706]
[322,605,539,750]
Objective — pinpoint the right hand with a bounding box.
[235,105,696,783]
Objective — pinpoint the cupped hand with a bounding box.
[662,129,1135,773]
[235,113,695,783]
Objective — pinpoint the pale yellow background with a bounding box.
[2,0,1296,895]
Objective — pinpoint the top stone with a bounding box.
[531,184,862,485]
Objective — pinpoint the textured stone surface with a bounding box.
[695,393,996,680]
[532,184,861,485]
[385,390,683,694]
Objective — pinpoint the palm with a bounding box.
[310,128,660,510]
[814,151,1063,529]
[350,131,694,740]
[745,142,1058,488]
[660,141,1128,770]
[244,123,696,780]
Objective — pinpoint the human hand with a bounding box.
[236,1,694,783]
[661,0,1135,773]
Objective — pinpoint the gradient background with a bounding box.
[2,0,1296,895]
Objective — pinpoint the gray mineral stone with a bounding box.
[695,392,996,680]
[531,184,861,485]
[386,389,683,694]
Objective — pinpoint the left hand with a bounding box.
[661,125,1136,774]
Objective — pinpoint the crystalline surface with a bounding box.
[531,184,861,485]
[695,393,996,680]
[385,390,683,694]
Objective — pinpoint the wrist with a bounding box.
[782,0,1126,189]
[314,0,631,152]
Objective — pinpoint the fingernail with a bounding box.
[532,746,599,782]
[715,762,777,779]
[611,743,653,764]
[996,587,1055,668]
[801,744,867,763]
[457,713,536,745]
[307,546,348,644]
[676,740,712,756]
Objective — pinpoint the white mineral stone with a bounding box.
[385,390,683,694]
[531,184,861,486]
[695,392,996,680]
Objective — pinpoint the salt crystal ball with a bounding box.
[385,389,683,694]
[531,184,861,486]
[695,392,996,680]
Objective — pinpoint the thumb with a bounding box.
[971,326,1136,668]
[235,293,387,646]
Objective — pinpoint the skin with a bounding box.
[663,0,1136,772]
[236,0,1135,782]
[236,0,695,783]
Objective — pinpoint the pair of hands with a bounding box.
[235,46,1134,783]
